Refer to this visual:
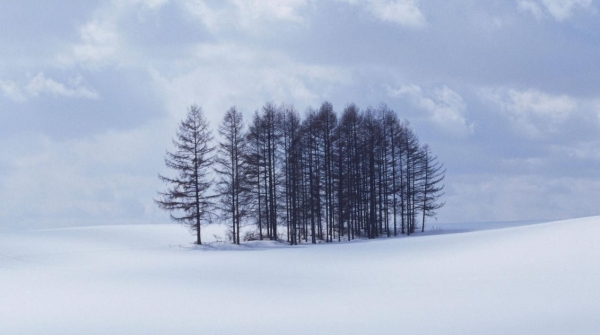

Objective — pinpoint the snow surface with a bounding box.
[1,218,599,335]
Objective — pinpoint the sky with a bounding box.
[1,0,599,230]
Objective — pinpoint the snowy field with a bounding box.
[1,218,599,335]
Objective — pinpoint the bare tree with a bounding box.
[281,105,302,245]
[214,107,249,244]
[156,105,215,245]
[317,102,338,242]
[156,101,446,245]
[245,111,265,240]
[419,144,445,232]
[245,104,283,241]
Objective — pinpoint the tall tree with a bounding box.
[402,121,422,235]
[245,104,283,241]
[419,144,446,232]
[382,107,402,236]
[214,107,249,244]
[301,109,320,243]
[335,104,361,241]
[363,109,384,238]
[281,105,302,245]
[246,111,266,240]
[156,105,215,245]
[317,102,337,242]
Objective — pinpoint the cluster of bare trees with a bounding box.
[156,102,445,245]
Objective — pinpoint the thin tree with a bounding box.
[246,111,265,240]
[281,105,302,245]
[317,102,337,242]
[419,144,445,232]
[156,105,215,245]
[214,107,249,244]
[402,120,421,235]
[362,110,381,238]
[301,110,319,243]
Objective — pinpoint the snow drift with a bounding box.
[1,217,599,335]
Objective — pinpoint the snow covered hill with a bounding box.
[1,218,599,335]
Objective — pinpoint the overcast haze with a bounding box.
[1,0,599,230]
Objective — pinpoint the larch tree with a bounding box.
[245,105,283,241]
[317,102,337,242]
[156,105,215,245]
[335,104,360,241]
[214,107,249,244]
[281,105,302,245]
[156,101,446,245]
[245,111,265,240]
[301,109,320,243]
[419,144,446,232]
[402,120,421,235]
[261,103,283,241]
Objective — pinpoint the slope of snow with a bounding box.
[1,218,599,335]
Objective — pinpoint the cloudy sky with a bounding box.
[1,0,599,230]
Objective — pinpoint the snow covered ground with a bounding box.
[1,218,599,334]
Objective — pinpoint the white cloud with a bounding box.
[0,122,167,228]
[517,0,593,21]
[542,0,593,21]
[126,0,170,10]
[517,0,546,19]
[182,0,311,34]
[389,84,474,137]
[26,73,99,99]
[552,140,600,162]
[58,0,170,67]
[151,42,352,127]
[339,0,426,27]
[482,87,577,138]
[446,173,600,222]
[367,0,426,26]
[71,19,120,66]
[231,0,309,23]
[180,1,223,33]
[0,80,26,102]
[0,74,99,102]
